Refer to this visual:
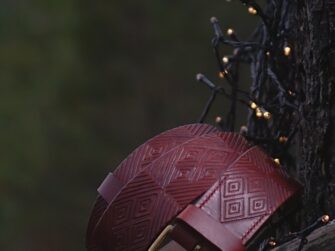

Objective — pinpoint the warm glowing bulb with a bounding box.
[222,56,229,64]
[266,51,270,56]
[250,102,257,110]
[322,214,330,223]
[274,158,280,165]
[279,136,288,143]
[263,111,271,120]
[288,90,296,96]
[248,7,257,15]
[284,46,291,56]
[219,71,225,79]
[215,116,222,124]
[240,125,248,135]
[256,108,263,118]
[227,28,234,36]
[268,240,277,247]
[193,245,201,251]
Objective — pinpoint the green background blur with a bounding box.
[0,1,257,250]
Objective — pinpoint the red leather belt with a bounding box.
[86,124,301,251]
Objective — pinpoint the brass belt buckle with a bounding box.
[148,225,174,251]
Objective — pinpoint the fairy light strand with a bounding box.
[196,0,300,172]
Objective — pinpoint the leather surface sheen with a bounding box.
[86,124,301,251]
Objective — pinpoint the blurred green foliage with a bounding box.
[0,1,256,250]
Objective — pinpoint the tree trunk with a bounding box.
[295,0,335,225]
[246,0,335,227]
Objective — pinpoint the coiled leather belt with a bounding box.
[86,124,301,251]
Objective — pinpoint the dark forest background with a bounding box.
[0,1,258,250]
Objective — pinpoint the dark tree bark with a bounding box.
[295,0,335,225]
[245,0,335,227]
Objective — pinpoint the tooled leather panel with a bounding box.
[194,145,301,246]
[86,124,217,249]
[90,127,251,250]
[86,124,300,251]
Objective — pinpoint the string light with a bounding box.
[215,116,223,124]
[197,5,304,227]
[279,136,288,143]
[190,1,332,247]
[256,107,263,118]
[219,69,228,78]
[268,240,277,247]
[263,111,271,120]
[321,214,330,223]
[250,101,258,110]
[251,103,271,120]
[288,90,296,96]
[248,6,257,15]
[193,245,201,251]
[227,28,234,36]
[222,56,229,64]
[284,46,291,56]
[240,125,248,135]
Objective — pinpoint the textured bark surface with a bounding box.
[246,0,335,228]
[295,0,335,225]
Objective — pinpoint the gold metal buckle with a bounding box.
[148,225,174,251]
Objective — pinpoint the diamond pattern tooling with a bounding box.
[86,124,301,251]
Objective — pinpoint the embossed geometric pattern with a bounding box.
[249,195,267,215]
[87,124,252,251]
[133,193,158,218]
[220,172,270,222]
[224,177,244,197]
[86,124,301,251]
[223,197,245,220]
[192,145,301,247]
[97,170,181,251]
[114,124,217,184]
[86,124,216,248]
